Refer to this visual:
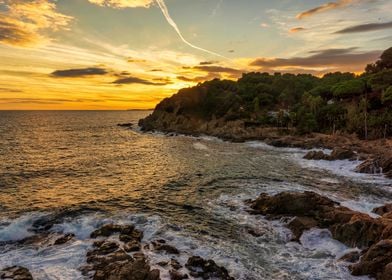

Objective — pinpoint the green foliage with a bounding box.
[332,79,365,98]
[383,86,392,104]
[369,70,392,92]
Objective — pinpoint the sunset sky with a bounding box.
[0,0,391,110]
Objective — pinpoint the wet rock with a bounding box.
[53,233,75,245]
[117,123,133,128]
[170,259,182,270]
[249,191,336,217]
[0,266,33,280]
[339,251,361,263]
[185,256,234,280]
[373,204,392,216]
[169,270,188,280]
[329,147,357,160]
[90,224,135,238]
[152,241,179,255]
[287,216,318,241]
[355,158,382,174]
[351,239,392,279]
[124,240,141,252]
[303,151,329,160]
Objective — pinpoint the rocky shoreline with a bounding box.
[139,112,392,179]
[247,191,392,280]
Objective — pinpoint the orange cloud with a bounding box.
[87,0,154,8]
[296,0,355,19]
[290,27,306,33]
[0,0,73,46]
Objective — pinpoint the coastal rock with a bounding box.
[339,251,361,263]
[287,216,318,241]
[355,158,383,174]
[152,241,179,255]
[303,151,329,160]
[169,270,188,280]
[351,239,392,279]
[185,256,234,280]
[0,266,33,280]
[53,233,75,245]
[373,204,392,216]
[90,224,136,238]
[329,147,357,160]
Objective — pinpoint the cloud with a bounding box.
[112,76,170,85]
[51,67,108,77]
[0,87,23,93]
[335,21,392,33]
[296,0,355,19]
[87,0,154,8]
[177,73,221,83]
[0,0,73,46]
[250,47,381,72]
[191,65,242,75]
[290,27,306,33]
[199,61,219,65]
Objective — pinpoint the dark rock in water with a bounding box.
[355,158,383,174]
[117,123,133,128]
[169,270,188,280]
[329,147,357,160]
[185,256,234,280]
[373,204,392,216]
[287,216,318,241]
[351,239,392,279]
[124,240,141,252]
[170,259,182,270]
[303,150,330,160]
[90,224,136,238]
[54,233,75,245]
[152,241,179,255]
[339,251,361,263]
[0,266,33,280]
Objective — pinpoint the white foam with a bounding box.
[192,142,209,150]
[0,213,43,242]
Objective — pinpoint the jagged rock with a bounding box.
[152,241,179,255]
[170,259,182,270]
[355,158,383,174]
[0,266,33,280]
[54,233,75,245]
[351,239,392,279]
[287,216,318,241]
[185,256,234,280]
[373,204,392,216]
[339,251,361,263]
[169,270,188,280]
[303,151,329,160]
[124,240,141,252]
[329,148,357,160]
[90,224,135,238]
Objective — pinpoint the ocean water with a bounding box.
[0,110,391,280]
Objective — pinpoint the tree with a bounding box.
[383,86,392,104]
[332,79,366,98]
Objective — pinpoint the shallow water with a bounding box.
[0,111,391,279]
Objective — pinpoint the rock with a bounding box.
[54,233,75,245]
[117,123,133,128]
[185,256,234,280]
[381,263,392,280]
[351,239,392,279]
[339,251,361,263]
[152,241,179,255]
[249,191,336,217]
[90,224,135,238]
[355,158,382,174]
[287,216,318,241]
[119,230,143,243]
[0,266,33,280]
[329,148,357,160]
[373,204,392,216]
[124,240,141,252]
[169,270,188,280]
[170,259,182,270]
[303,151,329,160]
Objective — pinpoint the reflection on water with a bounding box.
[0,111,390,279]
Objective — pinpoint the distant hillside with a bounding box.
[140,47,392,140]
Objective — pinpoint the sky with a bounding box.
[0,0,391,110]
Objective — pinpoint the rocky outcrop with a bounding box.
[248,192,392,279]
[355,156,392,178]
[185,256,234,280]
[373,204,392,216]
[0,266,33,280]
[303,148,357,161]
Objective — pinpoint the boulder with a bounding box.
[90,224,135,238]
[355,158,382,174]
[0,266,33,280]
[351,239,392,279]
[287,216,318,241]
[373,204,392,216]
[339,251,361,263]
[303,151,329,160]
[329,148,357,160]
[185,256,234,280]
[169,270,188,280]
[54,233,75,245]
[152,241,179,255]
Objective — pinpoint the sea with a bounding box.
[0,110,391,279]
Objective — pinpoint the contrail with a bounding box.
[154,0,228,59]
